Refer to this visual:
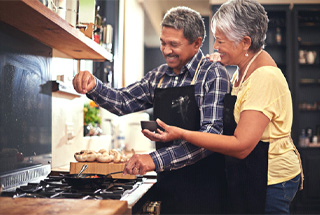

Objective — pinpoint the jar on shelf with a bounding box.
[299,50,306,64]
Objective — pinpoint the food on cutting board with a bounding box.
[74,149,131,163]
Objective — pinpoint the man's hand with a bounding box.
[73,70,96,94]
[123,154,156,175]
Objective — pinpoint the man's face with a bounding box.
[160,27,200,74]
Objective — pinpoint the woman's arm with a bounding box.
[143,110,269,159]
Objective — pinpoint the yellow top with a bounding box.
[231,66,301,185]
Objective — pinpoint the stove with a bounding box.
[0,174,143,200]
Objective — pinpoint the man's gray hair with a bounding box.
[161,6,206,45]
[212,0,268,52]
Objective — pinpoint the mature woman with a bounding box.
[142,0,303,214]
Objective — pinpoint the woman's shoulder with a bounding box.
[252,66,283,81]
[249,66,289,93]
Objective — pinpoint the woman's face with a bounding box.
[213,29,244,66]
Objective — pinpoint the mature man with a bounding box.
[73,6,230,214]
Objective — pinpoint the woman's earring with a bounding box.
[245,52,248,57]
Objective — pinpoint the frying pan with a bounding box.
[63,171,123,189]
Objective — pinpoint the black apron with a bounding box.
[223,50,269,214]
[151,60,227,214]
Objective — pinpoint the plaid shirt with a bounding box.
[87,50,231,172]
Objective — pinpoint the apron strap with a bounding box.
[289,136,304,190]
[270,136,304,190]
[157,76,165,88]
[234,49,263,94]
[157,57,204,88]
[191,57,204,85]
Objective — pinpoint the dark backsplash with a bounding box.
[0,22,52,175]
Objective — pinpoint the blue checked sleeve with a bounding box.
[87,73,155,116]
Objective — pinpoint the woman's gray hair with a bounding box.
[161,6,206,46]
[212,0,268,52]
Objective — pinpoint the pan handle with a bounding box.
[104,171,124,179]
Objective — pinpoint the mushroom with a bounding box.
[110,149,121,163]
[97,152,113,162]
[74,152,87,162]
[86,151,97,162]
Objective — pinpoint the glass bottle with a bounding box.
[307,128,313,143]
[275,27,282,45]
[94,6,102,44]
[299,129,306,147]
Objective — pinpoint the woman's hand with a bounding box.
[206,52,221,63]
[141,119,184,142]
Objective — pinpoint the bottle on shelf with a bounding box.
[299,128,307,147]
[94,5,102,44]
[307,128,313,144]
[275,27,282,45]
[312,135,318,144]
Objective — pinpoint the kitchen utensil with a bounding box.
[63,171,124,189]
[77,164,88,178]
[141,121,158,132]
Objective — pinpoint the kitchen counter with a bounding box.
[0,198,129,215]
[122,177,156,208]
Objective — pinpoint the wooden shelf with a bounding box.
[0,0,112,61]
[51,81,81,97]
[299,42,320,47]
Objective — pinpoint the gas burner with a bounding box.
[0,174,142,200]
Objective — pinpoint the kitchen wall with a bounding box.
[122,0,145,86]
[50,58,84,169]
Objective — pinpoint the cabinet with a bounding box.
[93,0,119,87]
[0,0,112,61]
[292,4,320,145]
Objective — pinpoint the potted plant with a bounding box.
[83,101,102,136]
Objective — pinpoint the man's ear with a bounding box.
[194,37,203,49]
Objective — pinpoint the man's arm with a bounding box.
[86,71,157,116]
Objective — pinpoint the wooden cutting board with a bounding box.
[70,162,136,179]
[0,197,129,215]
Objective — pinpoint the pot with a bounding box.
[63,171,123,189]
